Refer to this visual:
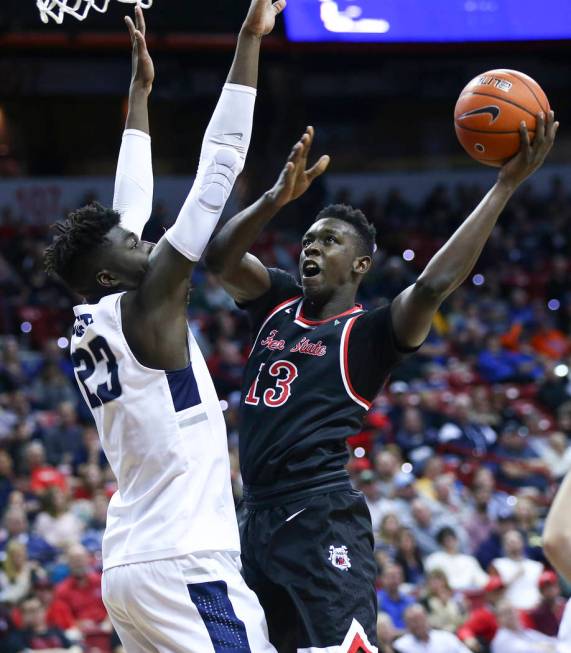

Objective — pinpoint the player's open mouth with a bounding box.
[302,260,321,278]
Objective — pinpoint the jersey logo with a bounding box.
[73,313,94,337]
[328,545,351,571]
[334,319,341,326]
[260,330,285,351]
[290,337,327,357]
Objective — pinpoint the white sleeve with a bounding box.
[164,82,256,262]
[113,129,154,238]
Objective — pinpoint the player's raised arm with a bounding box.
[113,5,155,238]
[390,111,558,349]
[205,126,330,303]
[132,0,286,312]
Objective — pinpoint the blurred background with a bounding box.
[0,2,571,653]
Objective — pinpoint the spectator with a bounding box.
[438,394,497,457]
[0,541,43,605]
[5,595,81,653]
[395,527,425,586]
[25,442,67,497]
[54,544,110,637]
[358,469,384,534]
[475,510,517,571]
[494,424,551,492]
[0,449,14,516]
[420,569,465,633]
[374,451,399,498]
[490,530,544,610]
[0,508,55,563]
[425,527,488,592]
[378,612,398,653]
[377,513,402,557]
[409,499,440,557]
[491,600,561,653]
[526,571,567,637]
[540,432,571,481]
[393,604,471,653]
[457,576,505,653]
[377,563,415,634]
[34,487,84,550]
[43,403,83,467]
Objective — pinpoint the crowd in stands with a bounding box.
[0,174,570,653]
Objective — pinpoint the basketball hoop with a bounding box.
[37,0,153,25]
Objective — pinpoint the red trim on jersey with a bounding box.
[249,296,302,357]
[347,633,374,653]
[296,301,363,326]
[343,315,372,409]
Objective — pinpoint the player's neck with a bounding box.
[301,288,357,322]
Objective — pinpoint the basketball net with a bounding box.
[37,0,153,24]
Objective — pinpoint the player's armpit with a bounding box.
[391,280,443,349]
[213,252,271,305]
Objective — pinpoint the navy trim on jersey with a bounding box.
[166,364,201,413]
[187,581,251,652]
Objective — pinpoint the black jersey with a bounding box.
[238,268,415,493]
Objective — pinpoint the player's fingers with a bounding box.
[273,0,287,15]
[534,112,546,146]
[125,16,136,42]
[519,121,531,152]
[307,155,331,181]
[135,5,146,36]
[547,111,558,142]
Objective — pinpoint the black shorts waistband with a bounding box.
[242,470,352,508]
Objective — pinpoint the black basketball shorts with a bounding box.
[239,488,378,653]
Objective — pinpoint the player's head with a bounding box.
[44,202,154,300]
[299,204,376,301]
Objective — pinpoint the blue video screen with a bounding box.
[284,0,571,43]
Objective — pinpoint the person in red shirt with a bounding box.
[526,570,566,636]
[54,544,110,637]
[457,577,504,653]
[26,442,67,496]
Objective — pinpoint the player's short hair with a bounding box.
[44,202,120,294]
[313,204,376,257]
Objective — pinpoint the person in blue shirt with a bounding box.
[377,562,415,634]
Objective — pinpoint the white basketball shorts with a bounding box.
[102,551,277,653]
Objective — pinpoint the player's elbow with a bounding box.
[204,244,224,275]
[413,275,449,306]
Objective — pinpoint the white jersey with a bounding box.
[71,292,240,570]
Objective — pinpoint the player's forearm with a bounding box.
[544,469,571,582]
[205,192,279,275]
[125,82,151,134]
[226,29,263,89]
[416,180,514,301]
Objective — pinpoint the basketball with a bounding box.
[454,69,550,167]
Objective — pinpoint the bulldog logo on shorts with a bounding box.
[328,545,351,571]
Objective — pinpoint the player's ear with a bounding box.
[96,269,120,289]
[353,255,371,275]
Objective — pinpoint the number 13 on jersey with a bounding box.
[244,360,299,408]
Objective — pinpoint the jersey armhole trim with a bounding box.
[250,295,302,356]
[340,315,372,411]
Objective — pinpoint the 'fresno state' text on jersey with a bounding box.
[240,295,368,490]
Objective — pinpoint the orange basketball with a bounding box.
[454,69,550,167]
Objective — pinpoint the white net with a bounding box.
[36,0,153,25]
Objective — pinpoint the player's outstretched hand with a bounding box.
[498,111,559,190]
[267,127,330,209]
[125,5,154,93]
[242,0,287,37]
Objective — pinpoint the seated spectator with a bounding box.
[438,394,497,458]
[395,527,425,586]
[377,513,401,558]
[415,457,444,502]
[457,576,505,653]
[526,571,566,637]
[475,510,517,571]
[494,424,551,492]
[34,487,84,550]
[374,451,399,499]
[425,527,488,592]
[395,407,438,459]
[54,544,110,639]
[0,507,55,564]
[43,402,83,467]
[81,491,108,555]
[420,569,465,633]
[378,612,398,653]
[377,563,415,634]
[393,604,471,653]
[491,600,561,653]
[357,469,384,535]
[409,499,446,558]
[29,364,77,411]
[5,595,81,653]
[490,530,544,610]
[540,432,571,482]
[0,541,44,605]
[477,335,541,384]
[12,577,76,634]
[25,442,68,497]
[513,496,543,561]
